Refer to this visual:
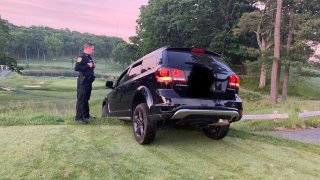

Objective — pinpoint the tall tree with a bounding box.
[32,26,46,60]
[270,0,283,103]
[236,3,275,88]
[44,35,63,58]
[281,4,294,102]
[280,0,320,102]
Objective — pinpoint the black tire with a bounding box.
[101,101,110,117]
[203,125,230,140]
[132,103,156,144]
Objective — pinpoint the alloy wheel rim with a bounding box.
[133,109,144,137]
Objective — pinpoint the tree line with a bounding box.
[8,24,125,61]
[0,18,134,71]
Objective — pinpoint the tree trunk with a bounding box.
[43,51,46,63]
[270,0,283,103]
[281,5,294,102]
[281,65,289,102]
[259,37,267,89]
[259,64,267,88]
[37,48,41,60]
[277,61,281,88]
[24,46,28,63]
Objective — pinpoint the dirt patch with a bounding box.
[24,85,41,88]
[24,81,44,88]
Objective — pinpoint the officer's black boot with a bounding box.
[75,118,88,124]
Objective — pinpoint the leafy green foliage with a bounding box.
[112,43,138,69]
[44,35,63,57]
[0,17,22,73]
[7,24,124,60]
[133,0,257,63]
[0,52,23,73]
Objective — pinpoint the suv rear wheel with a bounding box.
[132,103,156,144]
[101,101,110,117]
[203,124,230,140]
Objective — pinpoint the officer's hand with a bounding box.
[87,62,94,68]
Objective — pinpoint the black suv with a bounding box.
[102,47,242,144]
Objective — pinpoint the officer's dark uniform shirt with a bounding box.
[75,52,95,76]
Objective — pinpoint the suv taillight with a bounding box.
[156,68,186,83]
[191,48,206,54]
[228,75,240,89]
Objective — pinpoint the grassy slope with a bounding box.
[0,125,319,179]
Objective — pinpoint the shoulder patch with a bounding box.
[77,57,82,62]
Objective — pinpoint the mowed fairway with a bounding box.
[0,125,320,179]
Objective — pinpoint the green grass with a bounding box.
[0,125,319,179]
[0,72,106,91]
[0,73,110,126]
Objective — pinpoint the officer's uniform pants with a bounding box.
[76,76,92,119]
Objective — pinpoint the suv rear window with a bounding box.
[167,51,232,72]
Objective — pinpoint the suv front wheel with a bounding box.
[132,103,156,144]
[203,124,230,140]
[101,101,110,117]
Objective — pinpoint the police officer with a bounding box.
[75,43,96,124]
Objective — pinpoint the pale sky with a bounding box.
[0,0,149,41]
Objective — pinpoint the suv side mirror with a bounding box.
[106,81,114,89]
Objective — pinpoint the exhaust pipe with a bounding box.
[208,119,230,126]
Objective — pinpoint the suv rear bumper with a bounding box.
[171,109,240,120]
[148,90,242,126]
[149,103,242,125]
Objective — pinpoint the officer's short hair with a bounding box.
[84,43,94,49]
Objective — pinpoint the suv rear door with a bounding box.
[120,61,143,116]
[165,49,235,99]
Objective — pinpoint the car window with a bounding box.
[115,69,129,87]
[142,54,161,73]
[167,51,232,72]
[128,61,142,79]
